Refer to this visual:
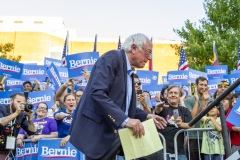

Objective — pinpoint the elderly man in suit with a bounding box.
[69,33,167,160]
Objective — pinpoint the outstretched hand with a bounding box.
[147,114,167,130]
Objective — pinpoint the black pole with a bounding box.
[218,102,231,157]
[189,78,240,126]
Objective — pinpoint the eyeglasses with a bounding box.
[218,81,229,86]
[131,37,152,58]
[141,47,152,58]
[37,107,47,110]
[134,81,141,85]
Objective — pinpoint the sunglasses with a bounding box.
[0,88,3,91]
[218,81,229,86]
[134,81,141,85]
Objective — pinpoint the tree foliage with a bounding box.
[172,0,240,72]
[0,43,21,62]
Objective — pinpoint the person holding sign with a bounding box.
[16,102,58,147]
[69,33,167,160]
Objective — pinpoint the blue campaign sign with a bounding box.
[46,63,62,91]
[38,139,85,160]
[142,84,164,106]
[226,98,240,127]
[56,66,69,83]
[0,90,20,105]
[188,68,207,83]
[0,58,24,79]
[205,65,228,79]
[66,52,99,78]
[15,141,38,160]
[162,76,168,84]
[167,70,189,85]
[136,70,159,85]
[4,78,24,91]
[44,57,62,67]
[228,73,240,93]
[230,70,240,74]
[28,89,54,109]
[21,65,47,82]
[208,79,224,96]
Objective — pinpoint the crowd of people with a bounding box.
[0,33,239,160]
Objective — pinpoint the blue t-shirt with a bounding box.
[54,109,75,138]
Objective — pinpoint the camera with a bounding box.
[24,102,33,112]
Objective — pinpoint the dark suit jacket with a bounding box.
[69,49,148,159]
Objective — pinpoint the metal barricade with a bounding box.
[173,128,231,160]
[159,132,167,160]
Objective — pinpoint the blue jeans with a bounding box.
[167,154,187,160]
[203,154,223,160]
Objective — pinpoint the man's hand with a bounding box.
[155,93,161,102]
[175,117,183,127]
[15,104,25,115]
[125,119,145,138]
[25,110,34,120]
[194,86,199,101]
[180,87,186,100]
[202,88,210,101]
[147,114,167,130]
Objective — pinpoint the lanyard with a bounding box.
[9,118,16,136]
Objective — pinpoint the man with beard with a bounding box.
[184,76,213,160]
[0,93,36,159]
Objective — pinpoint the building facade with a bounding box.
[0,16,180,83]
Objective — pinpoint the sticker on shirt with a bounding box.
[35,124,44,135]
[206,123,221,145]
[34,121,47,135]
[165,114,178,128]
[62,117,73,124]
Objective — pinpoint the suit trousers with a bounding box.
[85,134,121,160]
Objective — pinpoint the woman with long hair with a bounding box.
[54,93,76,138]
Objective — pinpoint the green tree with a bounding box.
[172,0,240,72]
[0,43,21,62]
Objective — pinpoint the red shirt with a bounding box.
[226,108,240,146]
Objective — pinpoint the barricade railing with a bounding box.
[14,134,166,160]
[159,132,167,160]
[173,128,231,160]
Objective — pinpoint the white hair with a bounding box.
[122,33,150,52]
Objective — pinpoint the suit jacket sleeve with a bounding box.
[89,52,128,128]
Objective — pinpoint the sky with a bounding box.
[1,0,206,40]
